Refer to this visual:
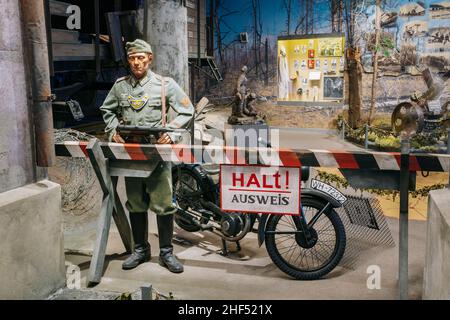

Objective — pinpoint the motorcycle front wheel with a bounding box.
[265,197,346,280]
[172,166,216,232]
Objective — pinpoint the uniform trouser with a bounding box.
[125,161,177,216]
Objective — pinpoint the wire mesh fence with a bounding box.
[337,195,396,270]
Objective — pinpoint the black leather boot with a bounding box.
[122,212,151,270]
[157,214,184,273]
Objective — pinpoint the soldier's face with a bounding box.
[128,53,152,78]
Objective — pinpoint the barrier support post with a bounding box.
[86,138,133,286]
[364,125,369,150]
[447,128,450,188]
[399,138,410,300]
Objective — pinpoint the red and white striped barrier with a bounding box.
[55,141,450,172]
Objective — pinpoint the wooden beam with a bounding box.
[111,177,133,254]
[86,139,113,285]
[86,139,133,285]
[52,43,109,61]
[49,0,70,17]
[51,28,81,44]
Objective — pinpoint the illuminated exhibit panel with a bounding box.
[277,33,345,103]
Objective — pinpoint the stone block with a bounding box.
[0,180,65,299]
[423,188,450,299]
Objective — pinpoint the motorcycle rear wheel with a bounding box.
[265,197,346,280]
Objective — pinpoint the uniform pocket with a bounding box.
[144,107,162,122]
[119,100,132,122]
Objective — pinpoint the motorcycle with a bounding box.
[118,118,348,280]
[172,154,347,280]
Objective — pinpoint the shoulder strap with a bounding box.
[116,75,129,83]
[153,72,167,127]
[161,76,166,127]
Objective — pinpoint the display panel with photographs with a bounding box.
[277,33,345,103]
[323,77,344,99]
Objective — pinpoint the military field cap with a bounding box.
[126,39,153,56]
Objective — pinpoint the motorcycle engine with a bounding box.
[220,213,245,237]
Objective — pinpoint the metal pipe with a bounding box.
[364,124,369,150]
[197,0,201,67]
[140,283,152,300]
[190,62,196,146]
[95,0,100,76]
[399,138,410,300]
[265,38,269,86]
[20,0,55,167]
[143,0,148,40]
[447,128,450,188]
[43,0,54,77]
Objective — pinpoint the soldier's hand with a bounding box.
[112,133,125,143]
[157,133,173,145]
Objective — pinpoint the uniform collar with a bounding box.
[130,71,152,87]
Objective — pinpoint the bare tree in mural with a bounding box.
[368,0,382,125]
[344,0,364,128]
[294,0,312,35]
[282,0,292,35]
[330,0,343,33]
[295,0,306,35]
[306,0,314,34]
[213,0,238,69]
[252,0,263,77]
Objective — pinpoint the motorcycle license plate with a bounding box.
[310,179,347,204]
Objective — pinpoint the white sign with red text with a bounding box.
[220,165,301,215]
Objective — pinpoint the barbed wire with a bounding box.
[51,129,100,217]
[339,116,394,138]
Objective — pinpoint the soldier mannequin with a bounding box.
[233,65,248,117]
[100,39,194,273]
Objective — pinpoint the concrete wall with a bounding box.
[423,188,450,300]
[0,0,65,299]
[0,0,36,194]
[0,180,65,299]
[145,0,189,92]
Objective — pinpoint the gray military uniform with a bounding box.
[100,71,194,215]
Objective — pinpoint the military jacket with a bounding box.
[100,71,194,142]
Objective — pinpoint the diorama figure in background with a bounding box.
[229,66,258,124]
[278,46,289,100]
[100,39,194,273]
[233,65,249,118]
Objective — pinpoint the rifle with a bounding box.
[117,125,175,135]
[116,125,185,143]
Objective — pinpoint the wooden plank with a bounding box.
[49,0,71,17]
[109,159,159,178]
[188,36,207,43]
[51,28,81,44]
[195,97,209,114]
[105,12,126,63]
[188,19,207,25]
[186,0,196,9]
[187,28,207,37]
[188,35,207,42]
[86,139,133,285]
[88,140,134,249]
[86,139,112,285]
[188,46,207,54]
[111,177,133,254]
[52,43,109,61]
[86,139,109,195]
[88,193,114,286]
